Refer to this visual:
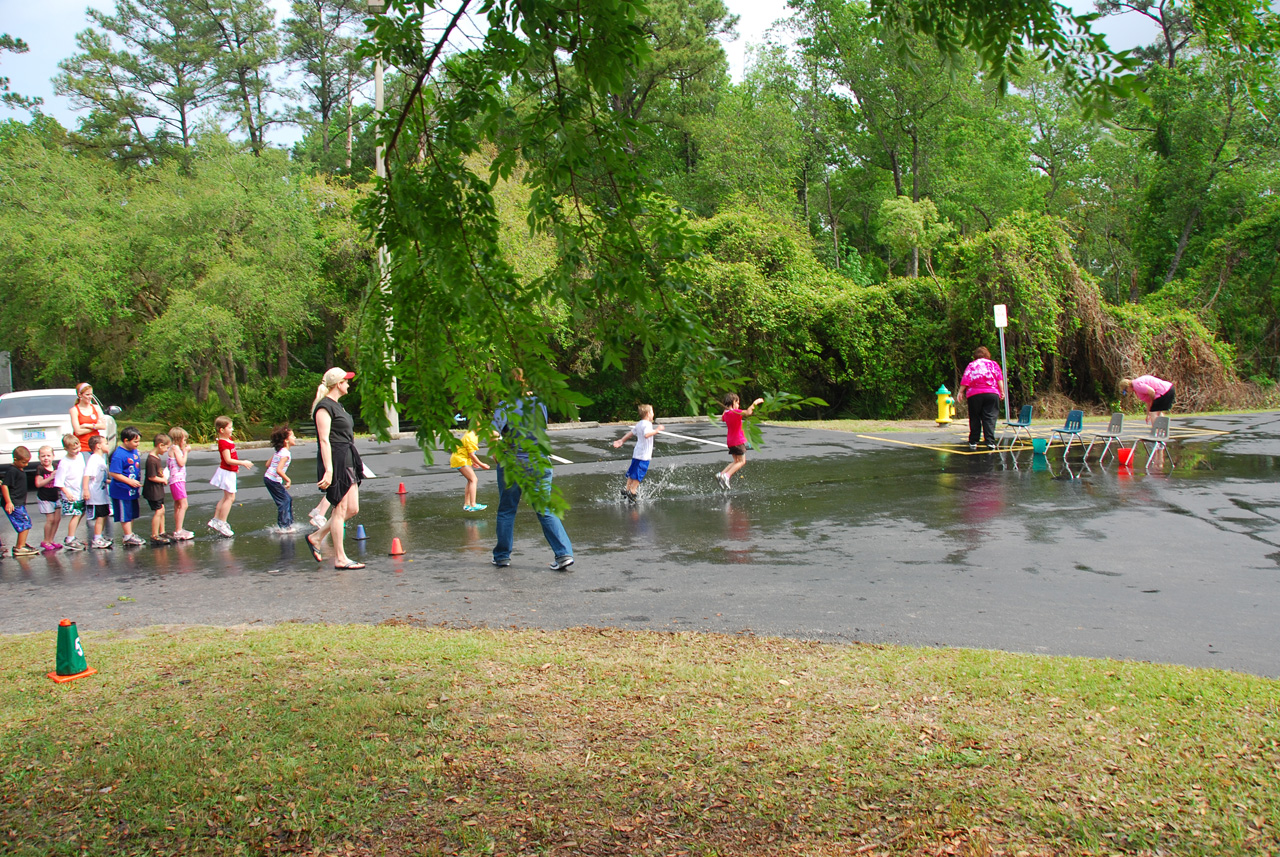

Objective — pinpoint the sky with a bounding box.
[2,0,1157,145]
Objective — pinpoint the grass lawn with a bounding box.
[2,624,1277,856]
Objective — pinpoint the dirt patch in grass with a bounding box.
[2,624,1277,856]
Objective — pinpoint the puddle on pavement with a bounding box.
[6,423,1278,587]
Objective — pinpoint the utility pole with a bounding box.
[369,0,400,436]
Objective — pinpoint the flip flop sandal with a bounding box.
[334,561,366,570]
[306,535,323,563]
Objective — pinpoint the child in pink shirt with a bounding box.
[716,392,763,491]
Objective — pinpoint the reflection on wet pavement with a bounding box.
[4,414,1280,676]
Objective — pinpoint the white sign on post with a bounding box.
[993,304,1008,328]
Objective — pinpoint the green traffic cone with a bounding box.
[48,619,97,683]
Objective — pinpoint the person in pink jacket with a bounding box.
[957,346,1005,449]
[1120,375,1175,425]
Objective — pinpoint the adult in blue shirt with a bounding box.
[491,371,573,570]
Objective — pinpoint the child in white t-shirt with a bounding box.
[82,435,113,548]
[263,425,296,531]
[53,434,87,550]
[612,404,664,502]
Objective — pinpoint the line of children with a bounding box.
[612,404,664,502]
[8,392,763,561]
[1,446,37,556]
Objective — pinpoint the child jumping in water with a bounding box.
[449,421,490,511]
[716,393,763,490]
[612,404,664,502]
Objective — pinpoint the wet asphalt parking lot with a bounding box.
[3,413,1280,677]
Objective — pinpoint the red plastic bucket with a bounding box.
[1117,448,1134,466]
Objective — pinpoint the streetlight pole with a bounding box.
[368,0,399,436]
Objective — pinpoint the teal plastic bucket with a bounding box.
[1032,438,1048,454]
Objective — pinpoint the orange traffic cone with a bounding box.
[48,619,97,683]
[389,537,405,556]
[397,482,407,494]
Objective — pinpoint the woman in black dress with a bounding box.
[305,367,364,569]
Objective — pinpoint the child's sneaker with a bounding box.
[63,539,86,552]
[123,533,147,547]
[471,503,487,511]
[90,536,112,549]
[716,472,730,490]
[173,529,194,540]
[549,555,575,571]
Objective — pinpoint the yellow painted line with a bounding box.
[856,435,998,454]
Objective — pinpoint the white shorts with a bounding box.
[37,499,57,515]
[210,468,237,493]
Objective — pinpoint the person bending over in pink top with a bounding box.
[957,346,1005,450]
[715,392,763,491]
[1120,375,1175,425]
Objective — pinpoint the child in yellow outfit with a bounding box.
[450,422,490,511]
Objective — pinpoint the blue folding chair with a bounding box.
[1048,409,1085,456]
[1083,413,1124,462]
[999,405,1033,448]
[1131,416,1174,471]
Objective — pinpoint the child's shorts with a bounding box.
[6,506,31,533]
[210,469,237,493]
[111,497,140,524]
[59,498,85,517]
[37,500,57,515]
[169,481,188,501]
[147,498,165,512]
[626,459,651,482]
[727,444,746,457]
[86,504,111,521]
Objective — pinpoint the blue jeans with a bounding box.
[264,477,293,528]
[493,466,572,562]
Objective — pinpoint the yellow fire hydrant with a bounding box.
[935,385,955,426]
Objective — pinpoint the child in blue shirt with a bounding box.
[108,427,146,548]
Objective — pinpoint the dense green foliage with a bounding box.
[0,119,370,425]
[1,0,1278,444]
